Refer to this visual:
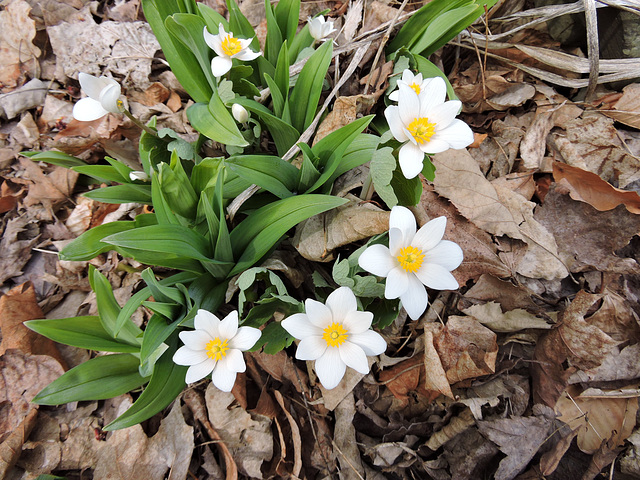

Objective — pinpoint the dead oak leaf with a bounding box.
[0,0,41,90]
[0,216,38,284]
[19,158,78,211]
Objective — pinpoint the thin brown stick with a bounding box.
[583,0,600,101]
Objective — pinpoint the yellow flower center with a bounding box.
[410,82,421,95]
[322,322,349,347]
[397,245,425,273]
[206,337,229,361]
[221,36,243,56]
[407,117,436,144]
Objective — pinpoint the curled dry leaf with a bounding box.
[555,385,638,454]
[553,161,640,214]
[293,195,389,262]
[425,408,475,451]
[332,392,365,480]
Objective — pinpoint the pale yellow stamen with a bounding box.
[410,82,421,95]
[206,337,229,361]
[407,117,436,144]
[397,246,425,273]
[322,322,349,347]
[221,36,243,56]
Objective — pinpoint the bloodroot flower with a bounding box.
[307,15,336,42]
[173,309,261,391]
[358,206,463,320]
[203,24,261,78]
[281,287,386,390]
[384,75,474,179]
[72,73,122,121]
[388,69,433,102]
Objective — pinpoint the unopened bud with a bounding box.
[232,104,249,124]
[129,171,149,182]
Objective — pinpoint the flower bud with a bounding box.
[129,171,149,182]
[232,104,249,124]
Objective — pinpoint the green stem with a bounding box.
[360,169,375,201]
[118,101,159,137]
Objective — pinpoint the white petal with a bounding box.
[281,313,323,339]
[389,90,399,102]
[173,346,207,366]
[211,363,238,392]
[315,348,346,390]
[238,37,253,50]
[428,100,461,130]
[400,69,415,83]
[388,227,404,257]
[99,83,121,113]
[296,336,327,361]
[194,309,221,339]
[389,206,417,245]
[229,326,261,350]
[415,262,460,290]
[398,83,419,126]
[419,76,446,117]
[385,266,409,299]
[179,330,209,351]
[235,49,261,61]
[305,298,333,328]
[350,330,387,356]
[338,342,369,374]
[430,119,474,150]
[358,244,395,277]
[418,138,450,154]
[398,142,425,179]
[78,73,107,100]
[185,358,216,383]
[326,286,357,321]
[384,105,409,142]
[218,310,238,339]
[424,240,463,271]
[343,310,373,334]
[400,275,428,320]
[211,56,233,77]
[412,216,446,252]
[203,26,218,51]
[218,348,246,373]
[73,98,109,121]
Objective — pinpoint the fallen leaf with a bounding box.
[0,0,41,90]
[426,408,475,450]
[379,355,426,402]
[477,404,555,480]
[249,350,309,394]
[313,95,377,143]
[553,161,640,214]
[462,301,553,332]
[0,216,39,284]
[0,408,38,478]
[293,195,389,262]
[19,158,79,212]
[0,79,47,119]
[535,187,640,274]
[539,424,579,476]
[569,343,640,384]
[555,385,638,454]
[273,391,302,478]
[432,149,568,280]
[520,111,553,169]
[601,83,640,130]
[441,427,500,480]
[205,383,273,478]
[319,357,373,411]
[461,274,539,312]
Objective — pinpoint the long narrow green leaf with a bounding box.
[274,0,299,42]
[328,133,381,184]
[25,316,141,353]
[263,0,283,65]
[225,155,298,198]
[263,73,286,119]
[82,184,152,204]
[58,219,140,261]
[139,314,180,376]
[410,4,479,56]
[22,151,87,168]
[71,165,129,184]
[33,354,148,405]
[196,3,229,33]
[187,95,249,147]
[226,0,260,52]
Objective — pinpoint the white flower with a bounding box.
[232,103,249,124]
[72,73,121,121]
[388,69,434,102]
[203,24,261,78]
[307,15,336,42]
[281,287,386,390]
[358,206,463,321]
[173,309,261,391]
[129,171,149,182]
[384,76,474,179]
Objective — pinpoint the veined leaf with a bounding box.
[25,316,140,353]
[328,133,381,184]
[33,354,148,405]
[187,93,249,147]
[225,155,298,198]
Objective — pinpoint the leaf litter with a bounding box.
[1,0,640,478]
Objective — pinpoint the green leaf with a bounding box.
[25,316,140,353]
[226,0,259,51]
[229,194,348,275]
[139,314,180,376]
[415,54,457,100]
[197,3,229,34]
[411,4,480,56]
[289,40,332,132]
[142,0,212,102]
[296,144,321,192]
[390,167,423,206]
[104,335,187,430]
[274,40,290,104]
[33,354,148,405]
[288,24,313,64]
[22,150,86,168]
[82,184,152,204]
[263,73,286,119]
[328,133,380,184]
[105,156,136,181]
[263,0,283,65]
[71,165,129,184]
[157,154,198,219]
[274,0,299,42]
[370,146,398,209]
[187,92,249,147]
[141,268,186,304]
[250,321,293,354]
[422,156,436,182]
[225,155,298,198]
[243,294,303,328]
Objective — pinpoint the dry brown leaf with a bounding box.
[0,0,41,90]
[273,391,302,478]
[432,149,568,280]
[555,385,638,454]
[0,216,39,284]
[490,172,536,200]
[293,195,389,262]
[314,95,376,144]
[205,383,273,478]
[441,428,500,480]
[0,283,65,365]
[477,404,555,480]
[379,355,427,401]
[0,78,47,119]
[332,393,365,480]
[461,274,539,312]
[535,187,640,275]
[427,316,498,385]
[419,188,511,285]
[601,83,640,130]
[249,350,309,394]
[422,329,453,400]
[19,158,79,211]
[569,344,640,385]
[553,161,640,214]
[0,407,38,478]
[520,111,553,169]
[425,408,475,451]
[462,301,552,333]
[319,358,372,411]
[539,425,580,476]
